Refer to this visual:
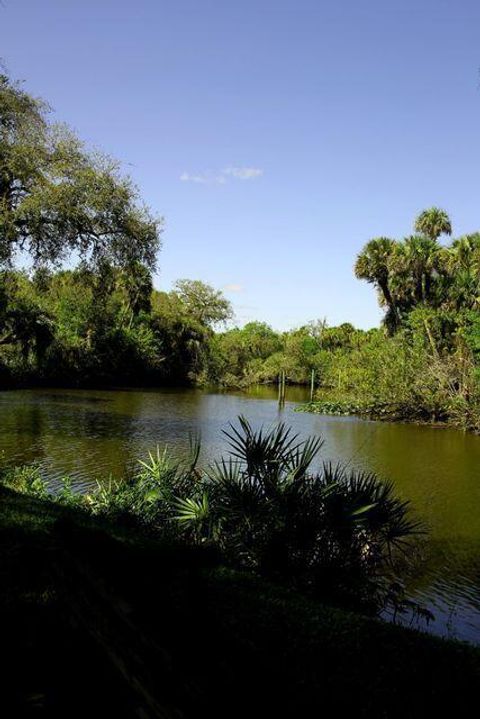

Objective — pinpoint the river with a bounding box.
[1,385,480,644]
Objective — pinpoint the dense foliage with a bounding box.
[0,267,233,385]
[0,74,161,270]
[0,74,235,385]
[342,209,480,426]
[210,207,480,430]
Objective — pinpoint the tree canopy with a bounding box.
[0,74,162,271]
[173,279,233,327]
[414,207,452,241]
[353,208,480,332]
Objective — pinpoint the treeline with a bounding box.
[310,208,480,428]
[4,247,480,420]
[216,208,480,432]
[0,265,364,388]
[0,269,233,385]
[0,72,233,386]
[209,320,370,387]
[0,71,314,389]
[0,72,370,390]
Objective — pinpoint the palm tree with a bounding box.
[414,207,452,241]
[447,269,480,311]
[448,234,480,272]
[398,235,441,304]
[354,238,399,329]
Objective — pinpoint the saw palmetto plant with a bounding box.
[2,416,421,614]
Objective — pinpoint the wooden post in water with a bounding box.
[310,369,315,402]
[278,370,286,406]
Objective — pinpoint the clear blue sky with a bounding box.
[2,0,480,329]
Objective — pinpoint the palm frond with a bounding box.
[186,432,201,473]
[223,415,302,474]
[173,493,209,524]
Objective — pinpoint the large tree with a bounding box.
[0,74,161,271]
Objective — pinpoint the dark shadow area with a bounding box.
[2,486,480,718]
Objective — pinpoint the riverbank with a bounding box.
[2,484,480,717]
[296,397,480,431]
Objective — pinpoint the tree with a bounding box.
[394,235,441,304]
[236,322,281,358]
[0,74,162,271]
[209,322,283,384]
[151,289,211,382]
[414,207,452,241]
[173,279,233,328]
[0,271,53,364]
[448,234,480,273]
[354,238,399,330]
[355,213,457,332]
[116,262,154,326]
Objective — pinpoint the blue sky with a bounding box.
[2,0,480,329]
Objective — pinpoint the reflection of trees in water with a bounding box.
[0,402,48,465]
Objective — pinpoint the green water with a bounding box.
[1,386,480,643]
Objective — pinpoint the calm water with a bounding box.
[1,386,480,644]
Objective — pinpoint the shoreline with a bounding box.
[296,400,477,433]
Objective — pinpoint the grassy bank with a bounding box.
[2,484,480,718]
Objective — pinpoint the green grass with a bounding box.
[1,485,479,717]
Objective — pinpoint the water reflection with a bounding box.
[1,386,480,644]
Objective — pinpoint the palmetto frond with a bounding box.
[137,445,173,481]
[186,432,201,473]
[173,493,209,524]
[223,415,301,473]
[284,435,323,481]
[206,458,266,522]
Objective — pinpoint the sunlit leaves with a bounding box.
[0,74,162,272]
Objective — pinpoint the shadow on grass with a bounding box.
[1,486,479,718]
